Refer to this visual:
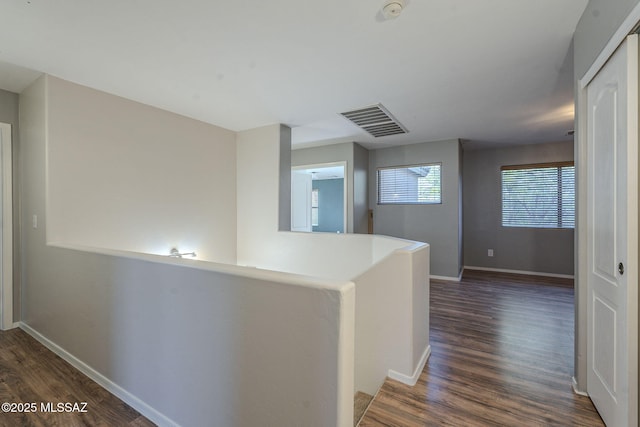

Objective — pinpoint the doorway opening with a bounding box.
[291,162,347,233]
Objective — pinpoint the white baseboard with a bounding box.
[430,273,462,282]
[572,377,589,396]
[463,266,574,280]
[388,345,431,386]
[1,321,20,331]
[18,322,179,427]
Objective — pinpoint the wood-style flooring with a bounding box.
[0,328,154,427]
[359,270,605,426]
[355,391,374,425]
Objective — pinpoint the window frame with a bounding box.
[501,161,575,229]
[311,188,319,227]
[377,162,443,205]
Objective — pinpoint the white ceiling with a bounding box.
[0,0,588,150]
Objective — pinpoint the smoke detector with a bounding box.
[382,0,405,19]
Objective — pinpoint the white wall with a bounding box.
[20,76,356,426]
[237,124,290,263]
[46,76,237,263]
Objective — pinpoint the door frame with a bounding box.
[575,6,640,425]
[290,169,313,232]
[291,161,348,233]
[0,123,13,330]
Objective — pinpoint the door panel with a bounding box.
[592,296,616,396]
[592,87,617,280]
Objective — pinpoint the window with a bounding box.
[501,162,575,228]
[377,163,442,204]
[311,188,319,226]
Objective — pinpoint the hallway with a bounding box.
[360,270,604,426]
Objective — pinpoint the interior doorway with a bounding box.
[291,162,347,233]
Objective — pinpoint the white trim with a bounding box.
[625,35,640,427]
[572,377,589,397]
[575,64,589,393]
[0,123,12,331]
[388,345,431,386]
[463,266,574,280]
[430,272,462,282]
[19,322,180,427]
[580,1,640,88]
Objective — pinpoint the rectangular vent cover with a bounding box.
[340,103,408,137]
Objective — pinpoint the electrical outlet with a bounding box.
[488,249,494,257]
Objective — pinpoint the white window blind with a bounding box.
[377,163,442,204]
[501,162,575,228]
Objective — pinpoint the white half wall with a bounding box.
[237,229,430,395]
[354,242,430,394]
[239,231,411,280]
[20,245,355,427]
[45,76,237,263]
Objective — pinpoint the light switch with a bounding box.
[32,214,37,229]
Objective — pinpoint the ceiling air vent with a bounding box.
[340,103,408,137]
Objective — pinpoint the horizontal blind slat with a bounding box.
[501,165,574,229]
[378,163,441,204]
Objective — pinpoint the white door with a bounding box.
[291,171,312,232]
[586,34,639,426]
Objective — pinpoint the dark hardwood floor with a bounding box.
[0,328,154,427]
[360,270,605,426]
